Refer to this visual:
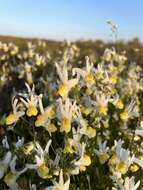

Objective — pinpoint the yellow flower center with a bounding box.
[23,142,34,155]
[27,105,38,117]
[36,59,41,66]
[109,76,117,84]
[80,105,92,115]
[46,107,56,119]
[58,83,68,97]
[79,165,86,172]
[103,54,112,62]
[108,154,118,166]
[99,153,110,164]
[116,161,128,174]
[96,71,103,80]
[111,66,118,74]
[130,164,139,172]
[46,123,57,133]
[35,114,47,127]
[60,117,71,133]
[120,111,129,121]
[98,105,108,115]
[64,143,74,154]
[86,73,95,85]
[138,155,143,161]
[25,64,31,72]
[4,172,16,187]
[37,164,49,179]
[116,100,124,109]
[83,154,91,166]
[86,127,96,138]
[6,113,19,125]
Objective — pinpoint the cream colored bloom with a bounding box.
[72,143,91,174]
[86,126,96,138]
[73,56,95,86]
[22,142,35,155]
[45,169,70,190]
[120,100,136,121]
[35,54,45,66]
[0,151,12,179]
[93,93,110,116]
[56,62,78,97]
[111,94,124,109]
[57,98,76,133]
[20,83,42,117]
[27,140,52,179]
[6,98,25,125]
[94,138,110,164]
[109,140,134,176]
[4,156,27,190]
[113,176,140,190]
[35,97,56,133]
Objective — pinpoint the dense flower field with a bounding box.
[0,40,143,190]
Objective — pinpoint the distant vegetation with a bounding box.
[0,35,143,66]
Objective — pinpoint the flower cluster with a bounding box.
[0,40,143,190]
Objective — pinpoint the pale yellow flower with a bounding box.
[56,62,78,97]
[20,83,41,117]
[58,98,76,133]
[6,98,25,125]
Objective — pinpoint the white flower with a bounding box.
[71,142,91,175]
[134,157,143,169]
[120,99,138,121]
[45,169,70,190]
[64,127,83,154]
[35,54,45,66]
[109,140,134,178]
[113,176,140,190]
[29,183,37,190]
[122,177,140,190]
[72,56,95,86]
[26,140,52,179]
[102,48,115,62]
[57,98,76,133]
[94,63,105,80]
[35,139,52,166]
[110,94,124,109]
[6,97,25,125]
[114,139,134,167]
[14,136,25,148]
[56,62,78,97]
[4,156,27,190]
[20,83,42,117]
[94,138,110,164]
[35,97,56,134]
[0,151,12,179]
[93,93,110,116]
[2,136,9,149]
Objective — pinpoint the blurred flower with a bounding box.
[0,151,12,179]
[57,98,76,133]
[56,62,78,97]
[20,83,42,117]
[94,138,110,164]
[45,169,70,190]
[6,98,25,125]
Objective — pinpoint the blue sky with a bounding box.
[0,0,142,40]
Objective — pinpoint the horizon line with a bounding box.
[0,33,142,43]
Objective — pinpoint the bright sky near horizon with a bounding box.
[0,0,142,41]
